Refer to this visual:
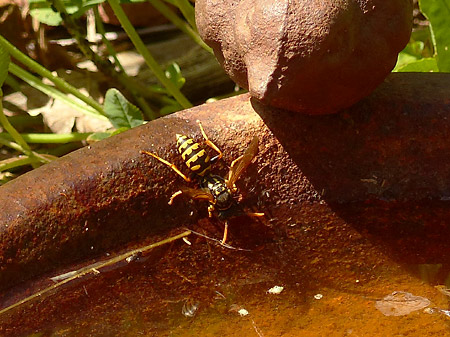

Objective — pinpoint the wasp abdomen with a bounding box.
[176,134,211,176]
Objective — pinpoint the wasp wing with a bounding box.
[179,187,215,203]
[226,136,259,188]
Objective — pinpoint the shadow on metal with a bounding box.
[0,72,450,295]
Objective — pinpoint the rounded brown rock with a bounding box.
[196,0,413,114]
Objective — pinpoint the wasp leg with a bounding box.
[207,204,215,218]
[247,212,265,217]
[221,221,229,245]
[197,120,223,162]
[141,150,191,182]
[168,190,183,205]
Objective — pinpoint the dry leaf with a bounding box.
[375,291,430,316]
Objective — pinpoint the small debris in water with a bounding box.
[229,304,249,317]
[436,308,450,317]
[214,290,226,299]
[435,285,450,297]
[424,307,434,314]
[314,294,323,300]
[267,285,284,294]
[375,291,430,316]
[126,252,141,263]
[238,308,249,316]
[182,299,200,317]
[423,307,450,317]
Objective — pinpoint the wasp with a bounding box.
[141,121,263,244]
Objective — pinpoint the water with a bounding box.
[1,201,450,336]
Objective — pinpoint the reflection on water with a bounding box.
[417,264,444,284]
[1,201,450,336]
[416,264,450,289]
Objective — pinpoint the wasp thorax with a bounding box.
[215,189,233,210]
[203,175,233,210]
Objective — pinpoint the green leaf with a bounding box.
[86,127,129,143]
[165,62,186,89]
[393,27,435,72]
[395,57,439,73]
[29,8,62,26]
[0,41,10,88]
[394,51,420,71]
[410,29,434,58]
[402,41,425,59]
[159,103,182,116]
[86,132,113,143]
[103,88,144,129]
[82,0,106,6]
[29,0,102,25]
[172,0,197,30]
[394,41,425,71]
[419,0,450,72]
[29,0,79,26]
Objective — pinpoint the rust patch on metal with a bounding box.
[0,73,449,292]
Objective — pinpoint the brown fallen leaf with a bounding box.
[375,291,430,316]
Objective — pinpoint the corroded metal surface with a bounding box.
[0,72,450,292]
[196,0,413,114]
[2,201,450,336]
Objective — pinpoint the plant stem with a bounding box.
[9,63,108,120]
[108,0,192,109]
[0,230,192,315]
[93,6,126,75]
[0,34,105,115]
[93,6,157,120]
[0,156,37,171]
[0,132,91,143]
[0,135,55,163]
[50,0,165,112]
[4,74,20,91]
[172,0,197,32]
[0,97,33,156]
[150,0,212,54]
[0,134,27,152]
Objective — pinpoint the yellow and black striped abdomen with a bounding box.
[176,134,211,176]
